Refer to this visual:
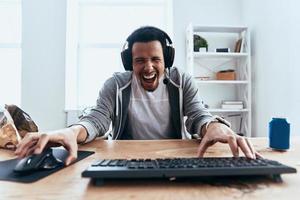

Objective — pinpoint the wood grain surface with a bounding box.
[0,137,299,200]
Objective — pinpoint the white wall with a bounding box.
[22,0,66,130]
[242,0,300,136]
[173,0,243,69]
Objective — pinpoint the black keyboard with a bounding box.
[82,157,296,184]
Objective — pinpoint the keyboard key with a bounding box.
[99,159,110,166]
[116,160,127,166]
[108,160,119,166]
[91,160,104,167]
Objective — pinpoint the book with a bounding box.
[240,31,246,53]
[215,48,230,53]
[234,38,242,52]
[222,100,244,105]
[234,30,246,53]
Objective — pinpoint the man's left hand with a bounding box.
[197,122,262,159]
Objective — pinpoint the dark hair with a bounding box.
[126,26,168,52]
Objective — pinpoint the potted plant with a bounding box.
[193,34,208,52]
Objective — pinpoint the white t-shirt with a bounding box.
[127,74,173,139]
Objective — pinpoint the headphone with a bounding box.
[121,26,175,71]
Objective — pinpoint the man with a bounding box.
[15,26,259,165]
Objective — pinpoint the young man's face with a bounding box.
[132,40,165,92]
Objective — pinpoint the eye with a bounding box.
[134,58,145,64]
[152,57,162,62]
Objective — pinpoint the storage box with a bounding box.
[216,70,236,80]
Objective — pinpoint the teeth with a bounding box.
[143,74,155,79]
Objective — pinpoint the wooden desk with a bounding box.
[0,138,299,200]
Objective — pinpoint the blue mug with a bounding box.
[269,118,290,150]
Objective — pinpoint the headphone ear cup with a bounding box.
[121,49,132,71]
[164,46,175,68]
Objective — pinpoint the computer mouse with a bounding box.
[14,148,64,173]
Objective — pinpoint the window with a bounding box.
[65,0,173,110]
[0,0,22,106]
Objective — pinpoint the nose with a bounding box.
[144,59,154,71]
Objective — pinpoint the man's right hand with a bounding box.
[14,125,87,165]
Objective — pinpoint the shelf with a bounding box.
[194,52,248,58]
[207,109,249,113]
[186,23,251,137]
[192,25,248,33]
[195,80,248,84]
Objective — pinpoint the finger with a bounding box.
[65,152,77,166]
[197,138,210,157]
[15,137,36,155]
[227,135,239,157]
[60,137,78,165]
[25,146,36,157]
[245,137,256,159]
[255,151,264,159]
[26,140,53,157]
[15,133,39,154]
[65,144,78,166]
[17,140,37,157]
[15,140,38,158]
[33,134,50,154]
[237,137,254,159]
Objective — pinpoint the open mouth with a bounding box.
[139,71,159,91]
[142,72,157,83]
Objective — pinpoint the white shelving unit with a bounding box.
[186,23,252,137]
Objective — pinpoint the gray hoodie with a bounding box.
[76,67,214,142]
